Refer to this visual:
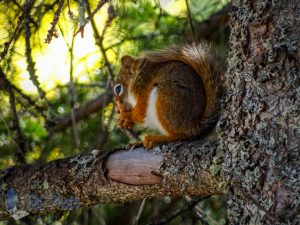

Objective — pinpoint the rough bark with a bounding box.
[222,0,299,224]
[0,1,299,224]
[0,140,225,221]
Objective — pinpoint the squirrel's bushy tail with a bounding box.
[143,43,223,135]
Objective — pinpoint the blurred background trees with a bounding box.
[0,0,230,224]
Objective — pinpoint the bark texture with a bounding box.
[221,0,299,224]
[0,140,225,221]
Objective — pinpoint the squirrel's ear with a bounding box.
[121,55,136,67]
[120,55,138,75]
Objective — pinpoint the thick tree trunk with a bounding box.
[0,140,225,221]
[0,0,299,223]
[222,0,299,224]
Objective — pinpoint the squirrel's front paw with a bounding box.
[143,135,157,149]
[117,112,134,129]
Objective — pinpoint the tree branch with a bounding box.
[44,0,64,44]
[0,0,35,61]
[0,67,26,163]
[0,66,47,119]
[49,92,112,132]
[0,140,225,221]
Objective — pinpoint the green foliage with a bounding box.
[190,0,229,20]
[22,119,47,142]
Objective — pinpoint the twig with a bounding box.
[185,0,196,42]
[193,212,210,225]
[13,87,47,118]
[101,3,116,37]
[0,67,26,163]
[24,0,48,106]
[132,198,147,225]
[36,133,54,162]
[101,76,112,133]
[88,2,143,142]
[69,39,81,148]
[87,0,122,143]
[85,0,107,21]
[75,0,108,37]
[0,69,47,119]
[0,108,12,138]
[86,0,115,82]
[51,82,105,90]
[67,0,74,19]
[185,196,220,225]
[11,0,38,28]
[86,0,115,130]
[147,197,209,225]
[60,25,81,149]
[104,33,156,51]
[45,0,64,43]
[11,0,22,9]
[136,201,148,224]
[0,0,35,61]
[77,0,86,38]
[95,104,116,149]
[123,128,141,142]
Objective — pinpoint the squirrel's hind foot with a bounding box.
[143,134,184,149]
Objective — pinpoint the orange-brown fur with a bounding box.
[114,43,222,148]
[131,95,147,123]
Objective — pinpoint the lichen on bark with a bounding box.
[0,140,225,221]
[221,0,300,224]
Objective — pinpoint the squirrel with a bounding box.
[113,43,223,148]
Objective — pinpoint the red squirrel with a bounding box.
[114,43,222,148]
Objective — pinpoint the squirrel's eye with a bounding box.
[114,84,123,96]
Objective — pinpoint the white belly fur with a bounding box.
[144,87,168,135]
[128,91,137,107]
